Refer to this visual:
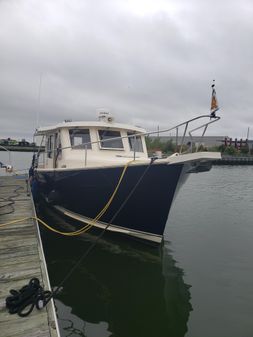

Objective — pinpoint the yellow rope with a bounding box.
[0,160,133,236]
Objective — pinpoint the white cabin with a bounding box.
[35,117,148,170]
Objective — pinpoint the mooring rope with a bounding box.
[0,160,134,235]
[1,158,155,317]
[47,158,155,305]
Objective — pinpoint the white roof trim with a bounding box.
[35,121,146,135]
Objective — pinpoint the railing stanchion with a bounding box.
[176,127,179,150]
[180,122,189,154]
[85,145,88,166]
[133,135,136,160]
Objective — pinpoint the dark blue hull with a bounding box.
[35,163,184,241]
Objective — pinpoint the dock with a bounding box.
[0,175,60,337]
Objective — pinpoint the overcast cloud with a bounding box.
[0,0,253,140]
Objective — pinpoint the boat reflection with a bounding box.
[39,209,192,337]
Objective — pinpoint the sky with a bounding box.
[0,0,253,141]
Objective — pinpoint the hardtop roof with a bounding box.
[35,121,146,135]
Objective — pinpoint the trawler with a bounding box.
[31,105,220,243]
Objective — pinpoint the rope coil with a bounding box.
[5,278,51,317]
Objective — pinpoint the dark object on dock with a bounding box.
[6,277,51,317]
[213,156,253,165]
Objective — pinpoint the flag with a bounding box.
[210,81,219,118]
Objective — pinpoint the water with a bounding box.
[3,153,253,337]
[0,151,33,173]
[41,166,253,337]
[167,166,253,337]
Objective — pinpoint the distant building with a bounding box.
[149,135,225,148]
[18,139,30,146]
[247,140,253,151]
[149,135,253,152]
[0,138,31,147]
[0,138,18,146]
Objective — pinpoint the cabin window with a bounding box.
[55,132,62,161]
[69,129,91,149]
[47,135,54,158]
[98,130,123,149]
[127,132,144,152]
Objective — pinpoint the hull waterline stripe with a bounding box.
[54,205,163,243]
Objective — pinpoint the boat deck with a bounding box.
[0,175,60,337]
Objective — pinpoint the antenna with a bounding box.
[36,73,43,129]
[246,127,250,139]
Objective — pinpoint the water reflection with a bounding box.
[39,209,192,337]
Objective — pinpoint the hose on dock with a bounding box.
[0,159,135,235]
[0,184,23,216]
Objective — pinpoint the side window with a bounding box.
[98,130,123,149]
[69,129,91,149]
[47,135,54,158]
[127,132,144,152]
[55,133,62,160]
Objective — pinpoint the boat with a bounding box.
[31,86,221,243]
[0,145,13,176]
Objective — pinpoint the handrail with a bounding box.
[188,117,220,152]
[34,114,220,167]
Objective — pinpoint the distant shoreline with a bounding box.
[1,147,253,165]
[213,155,253,165]
[0,145,45,152]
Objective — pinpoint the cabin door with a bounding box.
[46,133,59,169]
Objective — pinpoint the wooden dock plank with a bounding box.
[0,175,60,337]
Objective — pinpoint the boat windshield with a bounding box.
[127,132,143,152]
[69,129,91,149]
[98,130,124,149]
